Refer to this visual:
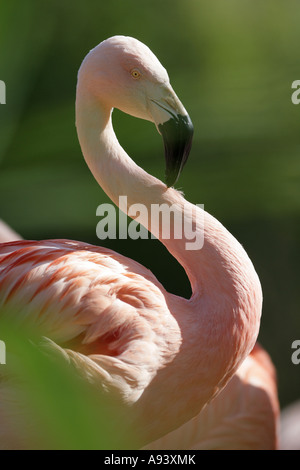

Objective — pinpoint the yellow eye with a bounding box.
[131,69,141,79]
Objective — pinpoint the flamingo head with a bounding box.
[79,35,194,187]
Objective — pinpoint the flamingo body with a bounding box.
[144,344,279,450]
[280,400,300,450]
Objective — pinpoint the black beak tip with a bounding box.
[165,170,179,188]
[159,114,194,188]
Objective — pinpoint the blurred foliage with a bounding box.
[0,315,139,449]
[0,0,300,447]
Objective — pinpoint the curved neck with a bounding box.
[75,85,261,309]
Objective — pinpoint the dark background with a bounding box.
[0,0,299,415]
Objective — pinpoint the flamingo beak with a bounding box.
[159,113,194,187]
[149,89,194,187]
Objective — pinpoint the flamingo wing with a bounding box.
[0,239,181,403]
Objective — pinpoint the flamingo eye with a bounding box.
[131,68,141,79]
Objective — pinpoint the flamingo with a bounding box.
[144,343,279,450]
[280,400,300,450]
[0,36,262,448]
[0,220,22,243]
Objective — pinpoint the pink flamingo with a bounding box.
[0,220,22,243]
[280,400,300,450]
[0,36,262,447]
[144,343,279,450]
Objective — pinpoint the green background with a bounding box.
[0,0,299,447]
